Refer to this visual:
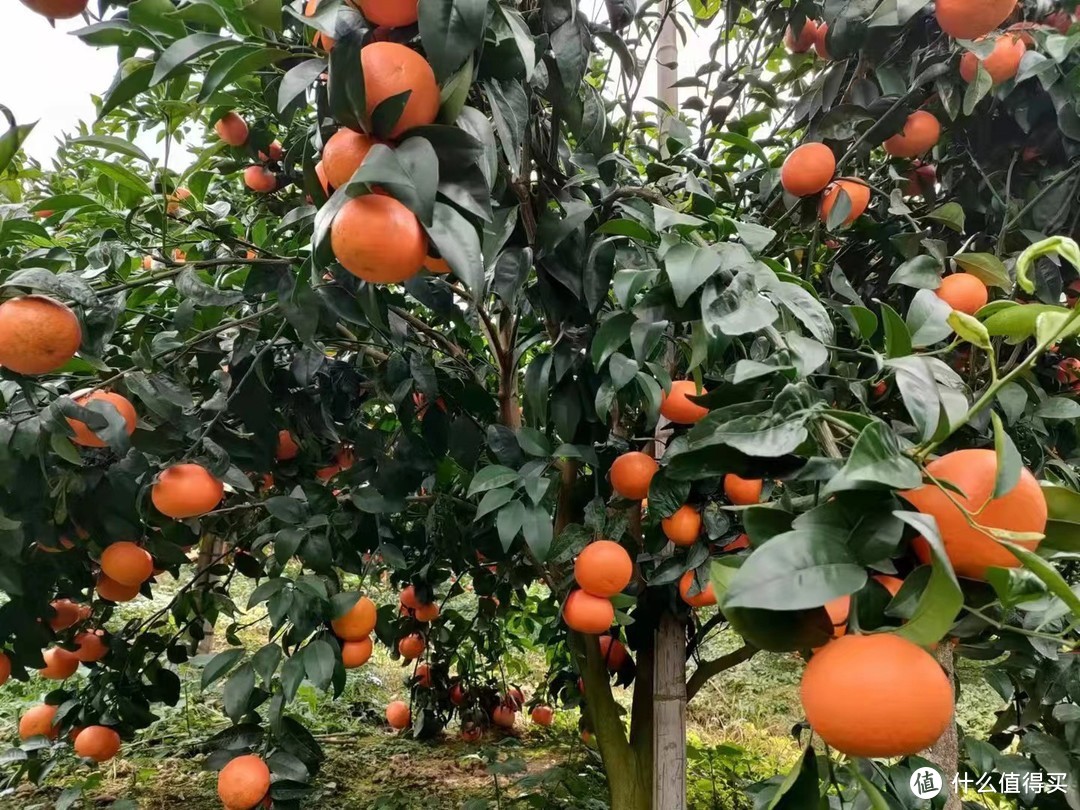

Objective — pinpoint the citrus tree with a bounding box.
[4,0,1080,807]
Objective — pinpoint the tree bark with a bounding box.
[577,633,651,810]
[191,534,224,655]
[921,641,961,810]
[652,611,687,810]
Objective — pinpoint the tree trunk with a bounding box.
[191,534,224,655]
[921,641,960,810]
[652,611,687,810]
[577,633,651,810]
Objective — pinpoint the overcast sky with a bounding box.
[5,0,702,166]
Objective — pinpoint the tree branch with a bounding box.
[686,644,757,700]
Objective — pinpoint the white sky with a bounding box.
[2,9,119,162]
[4,0,705,165]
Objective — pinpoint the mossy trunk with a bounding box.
[577,634,651,810]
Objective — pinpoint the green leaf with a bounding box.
[239,0,282,31]
[425,201,483,295]
[151,34,233,85]
[223,663,255,723]
[202,648,245,689]
[991,413,1022,499]
[496,500,526,550]
[664,243,722,307]
[81,158,153,198]
[962,64,993,115]
[348,141,439,226]
[522,505,553,560]
[892,511,963,646]
[907,288,954,347]
[1036,398,1080,420]
[889,254,942,289]
[468,465,519,496]
[926,201,967,232]
[176,267,244,307]
[953,253,1011,288]
[766,746,819,810]
[947,310,991,349]
[476,487,514,519]
[879,301,912,358]
[516,427,551,457]
[1016,236,1080,296]
[70,135,149,163]
[722,528,867,611]
[850,766,892,810]
[984,302,1070,343]
[328,25,366,132]
[1000,540,1080,621]
[419,0,487,81]
[825,421,923,494]
[200,46,291,103]
[592,312,635,369]
[278,58,327,114]
[303,640,335,690]
[100,59,155,118]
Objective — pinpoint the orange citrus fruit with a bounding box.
[781,143,836,197]
[801,634,953,757]
[0,295,81,375]
[901,448,1046,579]
[574,540,633,597]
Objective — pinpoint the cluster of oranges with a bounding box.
[298,0,451,284]
[563,540,633,634]
[12,598,118,763]
[799,447,1048,759]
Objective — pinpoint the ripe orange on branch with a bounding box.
[0,295,81,375]
[724,473,763,505]
[662,505,702,547]
[360,42,439,139]
[398,632,425,660]
[275,430,300,461]
[101,541,153,586]
[598,635,628,670]
[780,143,835,197]
[784,19,817,53]
[936,0,1017,40]
[330,194,427,284]
[96,574,140,603]
[243,165,277,193]
[883,111,941,158]
[562,590,615,634]
[322,128,377,189]
[151,463,224,518]
[74,630,108,663]
[67,391,137,447]
[357,0,418,28]
[660,380,709,423]
[20,0,87,18]
[574,540,633,597]
[678,571,717,608]
[531,705,554,726]
[217,754,271,810]
[386,700,411,729]
[19,704,58,740]
[935,273,988,315]
[960,35,1026,85]
[342,637,373,668]
[800,634,953,757]
[902,448,1046,579]
[609,451,657,500]
[74,726,121,762]
[39,647,79,680]
[331,595,377,640]
[214,112,249,147]
[819,178,870,226]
